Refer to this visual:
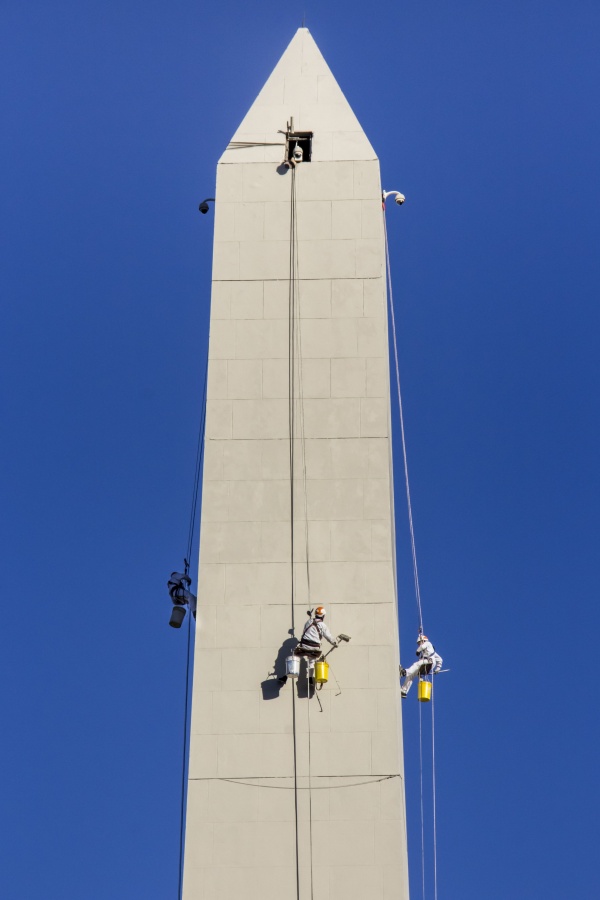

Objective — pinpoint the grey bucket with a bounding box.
[169,606,187,628]
[285,655,300,678]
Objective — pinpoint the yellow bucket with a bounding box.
[418,680,432,702]
[314,661,329,684]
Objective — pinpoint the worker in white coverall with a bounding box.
[294,606,337,678]
[168,571,197,624]
[400,634,443,697]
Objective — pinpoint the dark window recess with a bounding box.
[287,132,313,163]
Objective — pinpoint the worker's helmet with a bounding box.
[417,633,428,643]
[314,606,326,619]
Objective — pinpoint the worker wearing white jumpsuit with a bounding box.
[401,634,443,697]
[294,606,337,676]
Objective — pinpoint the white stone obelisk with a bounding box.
[183,28,409,900]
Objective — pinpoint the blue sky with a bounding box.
[2,2,599,897]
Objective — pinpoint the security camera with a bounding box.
[198,197,215,214]
[292,145,303,164]
[382,190,406,206]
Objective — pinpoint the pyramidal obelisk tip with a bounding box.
[222,25,376,163]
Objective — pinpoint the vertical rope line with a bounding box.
[289,168,297,634]
[432,680,438,900]
[419,700,426,900]
[177,612,193,900]
[292,164,316,896]
[307,686,315,900]
[288,165,301,900]
[178,354,208,899]
[186,362,209,565]
[383,209,424,634]
[295,213,311,603]
[291,688,301,900]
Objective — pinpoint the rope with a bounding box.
[185,363,209,570]
[288,166,298,633]
[384,202,441,896]
[291,689,300,900]
[189,774,402,788]
[293,218,311,604]
[383,201,444,898]
[382,209,424,635]
[289,157,315,900]
[227,140,286,148]
[288,165,301,900]
[177,612,193,900]
[431,679,438,900]
[177,359,208,898]
[307,688,315,900]
[291,158,316,898]
[419,700,426,900]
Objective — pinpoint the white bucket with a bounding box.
[285,655,300,678]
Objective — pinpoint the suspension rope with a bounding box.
[289,156,316,900]
[307,689,315,900]
[292,169,315,899]
[293,219,311,605]
[185,364,209,572]
[288,165,301,900]
[177,613,193,900]
[177,359,209,899]
[289,168,297,635]
[419,701,426,900]
[383,202,441,897]
[382,209,424,635]
[431,679,439,900]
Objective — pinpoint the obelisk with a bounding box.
[183,28,409,900]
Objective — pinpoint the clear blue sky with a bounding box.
[2,2,599,897]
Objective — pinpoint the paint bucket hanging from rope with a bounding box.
[169,606,187,629]
[418,679,432,702]
[285,656,300,678]
[315,661,329,684]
